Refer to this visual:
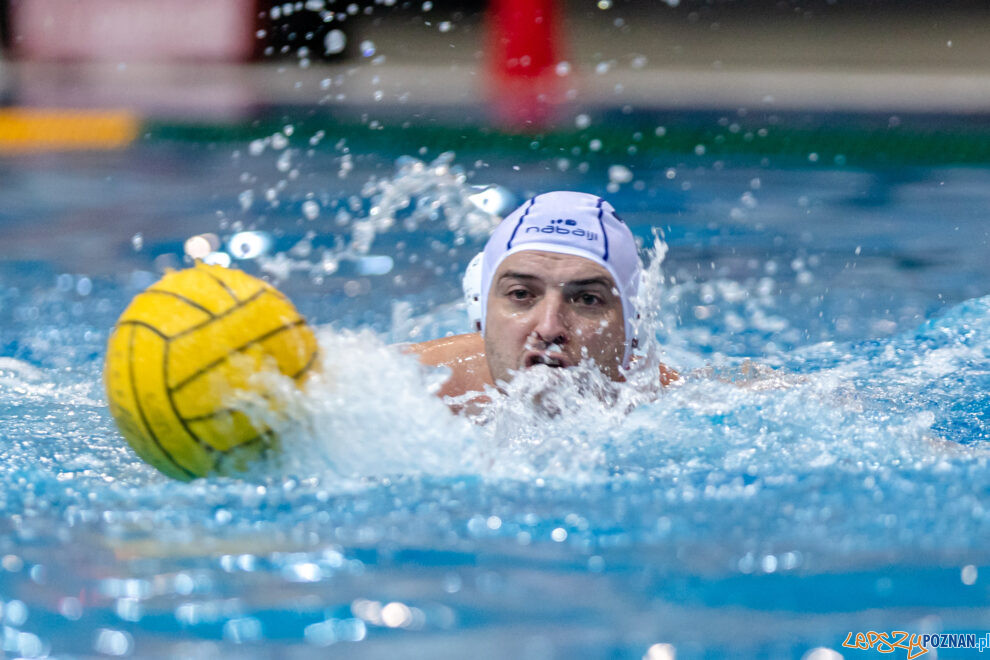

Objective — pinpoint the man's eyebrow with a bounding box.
[565,277,614,288]
[497,273,615,288]
[497,271,541,282]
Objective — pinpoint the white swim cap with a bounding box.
[478,191,641,364]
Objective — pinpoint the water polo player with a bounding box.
[104,192,677,478]
[407,191,677,406]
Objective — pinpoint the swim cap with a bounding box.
[478,191,641,364]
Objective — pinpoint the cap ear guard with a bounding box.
[462,252,484,332]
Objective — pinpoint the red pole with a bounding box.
[486,0,565,130]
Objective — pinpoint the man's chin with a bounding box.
[512,359,610,394]
[544,365,622,417]
[519,358,624,383]
[510,367,568,417]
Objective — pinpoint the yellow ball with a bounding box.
[103,263,319,480]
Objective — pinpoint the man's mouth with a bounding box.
[525,353,568,368]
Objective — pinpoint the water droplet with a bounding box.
[238,189,254,211]
[360,40,376,57]
[59,597,83,620]
[645,643,676,660]
[609,164,633,184]
[115,597,143,622]
[12,631,43,658]
[76,277,92,296]
[802,649,842,660]
[223,617,263,643]
[185,234,217,260]
[248,138,267,156]
[94,629,133,656]
[325,29,347,55]
[381,602,413,628]
[4,599,28,625]
[303,200,320,220]
[227,231,272,259]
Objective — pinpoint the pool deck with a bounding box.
[3,5,990,118]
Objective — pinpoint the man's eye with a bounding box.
[507,289,531,300]
[576,293,604,306]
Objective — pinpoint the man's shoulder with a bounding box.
[404,332,485,367]
[403,333,494,399]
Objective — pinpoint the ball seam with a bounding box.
[127,324,197,480]
[168,318,309,394]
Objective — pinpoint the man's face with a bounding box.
[483,250,626,384]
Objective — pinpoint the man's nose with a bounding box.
[532,293,569,345]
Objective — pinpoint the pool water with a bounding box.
[0,117,988,658]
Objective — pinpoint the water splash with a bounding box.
[248,152,501,282]
[237,327,479,480]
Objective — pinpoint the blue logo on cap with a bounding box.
[524,218,598,241]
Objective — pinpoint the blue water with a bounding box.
[0,133,988,658]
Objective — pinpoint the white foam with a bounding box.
[237,327,479,480]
